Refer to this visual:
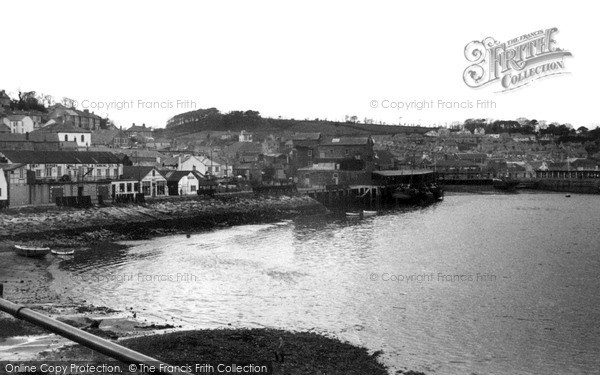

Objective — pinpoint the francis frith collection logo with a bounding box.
[463,27,572,92]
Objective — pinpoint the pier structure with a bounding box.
[299,169,438,207]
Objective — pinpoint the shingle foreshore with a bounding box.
[0,194,328,247]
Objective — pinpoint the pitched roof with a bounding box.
[35,120,90,134]
[126,124,152,132]
[0,150,121,164]
[0,133,60,143]
[224,142,262,155]
[5,114,27,121]
[456,153,487,161]
[0,123,9,133]
[0,90,10,100]
[121,166,163,179]
[320,136,372,146]
[91,129,123,145]
[0,163,25,171]
[161,170,205,182]
[291,132,321,141]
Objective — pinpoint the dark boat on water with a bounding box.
[15,245,51,258]
[392,184,439,204]
[428,183,444,200]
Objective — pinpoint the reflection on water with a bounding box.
[52,194,600,374]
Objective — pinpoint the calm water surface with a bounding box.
[51,193,600,374]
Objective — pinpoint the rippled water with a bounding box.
[51,193,600,374]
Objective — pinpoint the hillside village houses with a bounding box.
[4,89,600,206]
[48,104,102,131]
[35,120,92,149]
[171,154,232,178]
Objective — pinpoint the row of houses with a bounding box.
[0,150,215,208]
[433,154,600,180]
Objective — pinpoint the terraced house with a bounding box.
[48,104,102,131]
[0,150,123,207]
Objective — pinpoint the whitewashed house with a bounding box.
[163,170,205,195]
[177,154,232,178]
[36,120,92,148]
[2,115,35,134]
[120,166,167,197]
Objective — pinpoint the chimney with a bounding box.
[177,155,182,170]
[142,123,146,128]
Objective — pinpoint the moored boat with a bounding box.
[428,183,444,200]
[15,245,51,258]
[362,210,377,217]
[51,249,75,256]
[346,212,362,218]
[392,185,417,201]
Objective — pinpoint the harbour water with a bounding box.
[50,193,600,374]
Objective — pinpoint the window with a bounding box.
[308,150,312,157]
[127,183,132,192]
[81,135,85,142]
[35,170,41,177]
[73,136,76,142]
[45,167,52,177]
[65,135,68,142]
[114,169,119,177]
[345,149,349,156]
[57,166,62,176]
[152,170,156,177]
[119,183,125,192]
[97,169,102,177]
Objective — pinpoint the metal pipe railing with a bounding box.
[0,291,190,375]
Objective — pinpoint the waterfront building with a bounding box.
[162,170,205,195]
[121,166,167,197]
[0,150,123,206]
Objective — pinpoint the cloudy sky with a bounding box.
[3,1,598,128]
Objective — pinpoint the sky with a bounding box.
[3,1,598,129]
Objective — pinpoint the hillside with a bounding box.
[156,108,431,139]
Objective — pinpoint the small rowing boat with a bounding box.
[362,210,377,217]
[51,249,75,256]
[346,212,362,218]
[14,245,51,258]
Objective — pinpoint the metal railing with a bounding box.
[0,288,190,375]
